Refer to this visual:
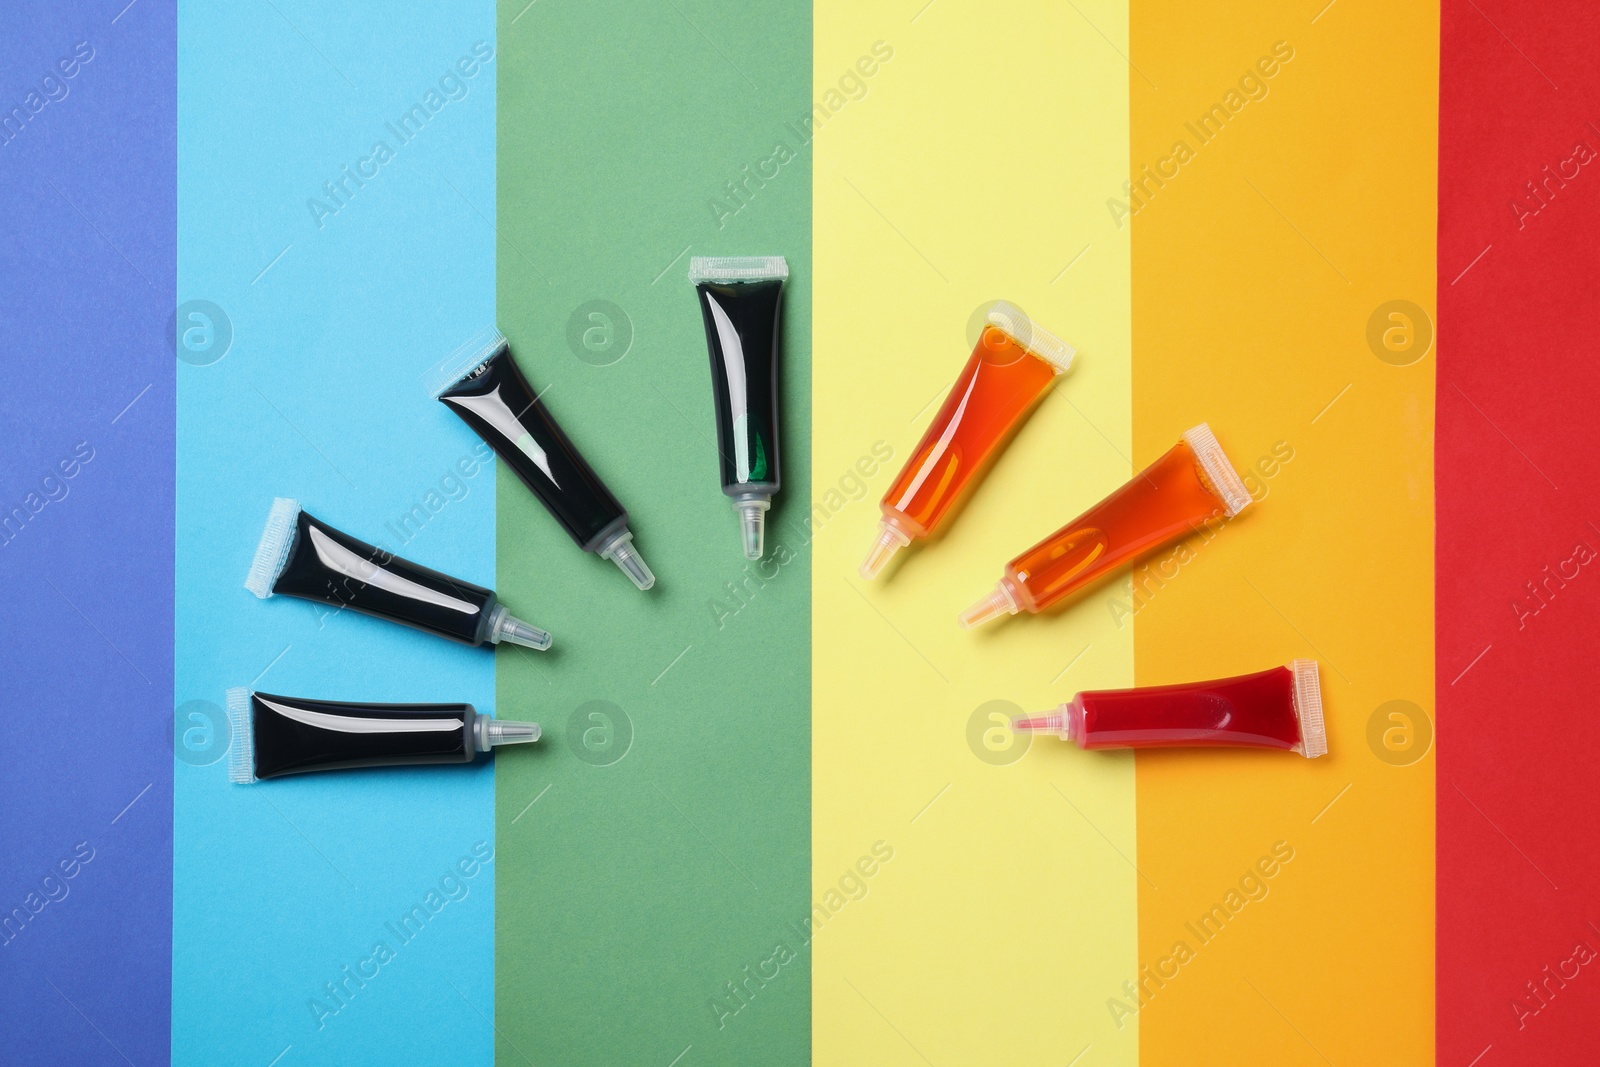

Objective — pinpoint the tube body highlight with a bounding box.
[432,326,655,590]
[1014,661,1326,757]
[244,498,551,650]
[960,423,1252,628]
[227,689,540,783]
[860,302,1074,579]
[689,256,787,560]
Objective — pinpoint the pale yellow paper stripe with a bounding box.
[813,1,1135,1062]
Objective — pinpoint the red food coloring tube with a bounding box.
[1013,660,1327,758]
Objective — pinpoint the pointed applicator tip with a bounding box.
[487,604,553,651]
[859,521,910,580]
[485,718,541,747]
[957,582,1019,630]
[599,530,656,590]
[1013,710,1073,741]
[735,498,769,561]
[492,612,553,651]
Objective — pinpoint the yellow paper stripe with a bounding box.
[814,1,1134,1062]
[1128,2,1436,1062]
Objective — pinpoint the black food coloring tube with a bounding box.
[688,256,788,560]
[429,326,656,590]
[244,498,551,650]
[227,688,539,783]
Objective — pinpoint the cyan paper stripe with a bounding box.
[174,3,499,1064]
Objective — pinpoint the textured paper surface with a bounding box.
[493,2,812,1063]
[11,2,1590,1062]
[1130,3,1437,1062]
[174,5,498,1064]
[1437,0,1600,1060]
[0,4,173,1065]
[813,2,1136,1064]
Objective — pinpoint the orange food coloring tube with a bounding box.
[959,423,1253,628]
[860,303,1075,579]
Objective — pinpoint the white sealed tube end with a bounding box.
[244,497,301,599]
[986,300,1075,373]
[425,325,508,398]
[688,256,789,283]
[859,520,911,580]
[1182,423,1253,517]
[596,527,656,591]
[958,580,1020,630]
[486,603,553,651]
[733,496,770,561]
[1291,659,1327,758]
[226,687,256,784]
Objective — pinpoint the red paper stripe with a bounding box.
[1438,1,1600,1060]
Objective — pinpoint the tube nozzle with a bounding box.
[859,520,911,580]
[958,581,1020,630]
[732,494,771,560]
[486,603,553,651]
[474,714,541,752]
[1012,712,1066,735]
[597,527,656,591]
[487,719,541,746]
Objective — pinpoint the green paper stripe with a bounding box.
[494,2,811,1062]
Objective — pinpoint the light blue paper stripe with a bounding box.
[175,4,498,1064]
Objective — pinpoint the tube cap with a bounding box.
[859,520,911,580]
[597,527,656,591]
[958,581,1020,630]
[486,602,552,651]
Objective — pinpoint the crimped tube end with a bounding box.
[1291,659,1327,758]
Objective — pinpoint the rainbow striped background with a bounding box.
[2,0,1596,1064]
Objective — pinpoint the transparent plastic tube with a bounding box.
[1013,660,1327,757]
[430,326,656,590]
[689,256,787,561]
[226,688,541,783]
[860,302,1074,579]
[959,423,1252,629]
[244,497,551,650]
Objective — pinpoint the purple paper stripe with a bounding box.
[0,2,174,1064]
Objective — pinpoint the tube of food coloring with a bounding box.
[861,301,1075,579]
[226,688,540,783]
[429,326,656,590]
[1013,661,1326,757]
[688,255,788,560]
[244,497,550,650]
[960,423,1252,629]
